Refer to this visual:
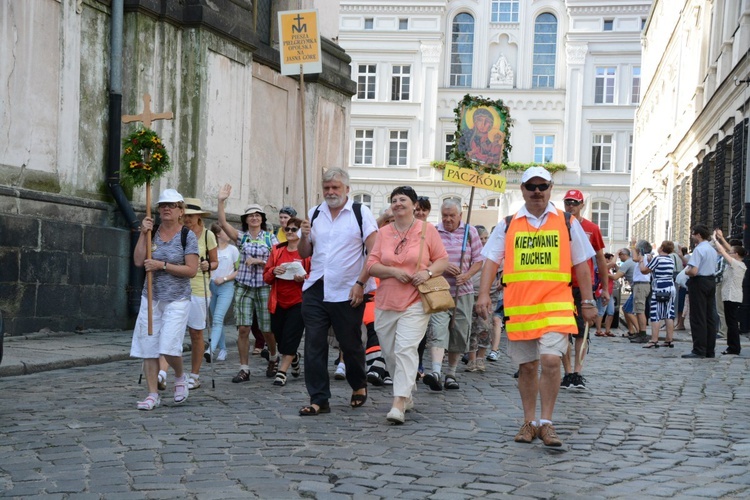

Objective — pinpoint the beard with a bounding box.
[325,194,346,209]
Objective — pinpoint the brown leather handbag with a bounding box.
[415,221,455,314]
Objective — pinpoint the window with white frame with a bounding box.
[603,19,614,31]
[399,18,408,30]
[388,130,408,166]
[628,134,633,172]
[354,129,374,165]
[352,193,372,210]
[364,18,374,30]
[631,66,641,103]
[532,13,557,88]
[486,197,500,207]
[591,201,610,238]
[534,135,554,163]
[450,13,474,87]
[591,134,613,171]
[445,133,455,160]
[357,64,376,100]
[491,0,519,23]
[391,65,411,101]
[594,67,616,104]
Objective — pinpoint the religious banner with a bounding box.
[442,163,506,193]
[455,96,511,171]
[278,10,322,76]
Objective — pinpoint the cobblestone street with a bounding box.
[1,328,749,498]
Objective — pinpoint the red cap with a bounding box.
[564,189,584,202]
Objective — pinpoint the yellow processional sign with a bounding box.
[442,163,506,193]
[278,10,322,76]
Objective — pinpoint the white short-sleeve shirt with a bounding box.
[303,198,378,301]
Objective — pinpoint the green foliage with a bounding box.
[120,127,171,187]
[431,160,567,175]
[449,94,513,173]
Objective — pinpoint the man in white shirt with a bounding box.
[297,168,378,415]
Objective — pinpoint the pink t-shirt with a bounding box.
[367,220,448,312]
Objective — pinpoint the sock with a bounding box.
[539,419,552,426]
[189,373,199,380]
[158,370,167,380]
[149,392,159,399]
[431,362,442,374]
[447,365,457,377]
[240,364,250,372]
[531,421,539,427]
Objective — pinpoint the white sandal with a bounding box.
[174,376,189,404]
[137,394,161,411]
[188,375,201,390]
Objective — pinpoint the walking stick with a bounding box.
[146,180,154,334]
[202,260,216,389]
[578,322,590,365]
[450,187,476,331]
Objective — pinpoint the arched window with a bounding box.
[532,13,557,88]
[449,13,474,87]
[352,193,373,210]
[591,201,610,239]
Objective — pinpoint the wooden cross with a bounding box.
[122,93,173,128]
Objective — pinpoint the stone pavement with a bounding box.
[1,326,749,498]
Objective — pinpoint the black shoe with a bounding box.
[260,348,270,361]
[570,372,587,390]
[705,352,716,358]
[513,370,519,379]
[681,352,705,359]
[560,373,572,389]
[722,350,740,355]
[461,353,469,365]
[630,335,649,344]
[423,372,443,391]
[367,371,384,386]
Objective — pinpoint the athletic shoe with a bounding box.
[217,349,227,361]
[570,372,587,390]
[487,350,499,361]
[560,373,573,389]
[334,362,346,380]
[203,348,212,364]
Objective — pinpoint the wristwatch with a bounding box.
[426,269,433,277]
[581,299,596,306]
[355,280,365,287]
[163,262,167,271]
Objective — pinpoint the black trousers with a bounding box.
[687,276,717,356]
[270,303,305,356]
[724,300,742,354]
[301,280,366,406]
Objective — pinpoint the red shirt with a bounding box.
[571,217,604,289]
[263,245,310,312]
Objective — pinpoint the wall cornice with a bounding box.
[340,5,445,15]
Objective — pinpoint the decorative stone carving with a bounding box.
[489,54,513,88]
[566,44,588,65]
[420,42,442,64]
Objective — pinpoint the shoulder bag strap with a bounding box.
[415,220,429,274]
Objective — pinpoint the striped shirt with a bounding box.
[436,222,485,297]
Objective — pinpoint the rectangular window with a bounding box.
[603,19,614,31]
[534,135,555,163]
[391,65,411,101]
[357,64,377,100]
[631,66,641,103]
[445,133,455,160]
[594,67,616,104]
[354,129,374,165]
[399,18,408,30]
[389,130,408,166]
[491,0,519,23]
[628,134,633,172]
[364,18,374,30]
[591,134,613,171]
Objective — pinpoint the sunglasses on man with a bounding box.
[523,182,551,192]
[564,200,582,206]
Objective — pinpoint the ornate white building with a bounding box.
[631,0,750,245]
[337,0,652,253]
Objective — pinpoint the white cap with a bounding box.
[520,166,552,184]
[157,189,184,204]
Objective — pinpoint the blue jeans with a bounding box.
[209,281,234,352]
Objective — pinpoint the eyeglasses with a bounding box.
[284,227,299,232]
[564,200,581,206]
[523,182,551,192]
[394,237,408,255]
[158,202,178,209]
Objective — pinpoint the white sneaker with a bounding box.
[217,349,227,361]
[386,407,405,424]
[334,363,346,380]
[188,374,201,390]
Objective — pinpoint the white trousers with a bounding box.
[375,302,431,398]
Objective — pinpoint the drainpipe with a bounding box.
[107,0,143,317]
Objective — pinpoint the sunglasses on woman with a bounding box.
[284,226,299,232]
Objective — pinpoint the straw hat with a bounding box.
[183,197,211,216]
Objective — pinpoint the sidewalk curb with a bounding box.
[0,353,133,378]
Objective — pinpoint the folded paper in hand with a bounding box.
[278,261,306,280]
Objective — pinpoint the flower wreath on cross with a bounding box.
[120,127,172,187]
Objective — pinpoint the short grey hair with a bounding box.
[322,167,350,187]
[441,199,462,213]
[618,248,631,257]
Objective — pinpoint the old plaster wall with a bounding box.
[0,0,355,335]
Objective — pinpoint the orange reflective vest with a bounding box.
[503,209,577,340]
